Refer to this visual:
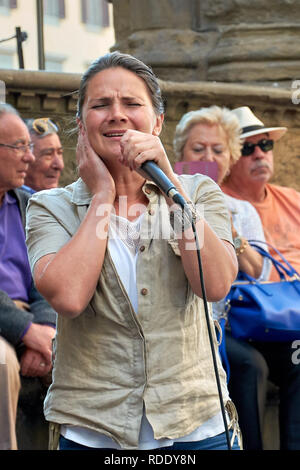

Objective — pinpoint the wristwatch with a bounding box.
[233,235,248,256]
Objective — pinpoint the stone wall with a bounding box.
[1,68,299,191]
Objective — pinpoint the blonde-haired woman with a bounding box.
[174,106,241,176]
[174,105,270,279]
[174,105,271,450]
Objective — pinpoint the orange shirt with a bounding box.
[222,183,300,281]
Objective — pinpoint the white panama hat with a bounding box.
[231,106,287,141]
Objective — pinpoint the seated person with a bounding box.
[0,103,56,449]
[173,105,272,450]
[22,117,64,193]
[221,106,300,450]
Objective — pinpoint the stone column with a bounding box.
[202,0,300,86]
[110,0,300,86]
[110,0,219,81]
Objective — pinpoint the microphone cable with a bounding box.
[188,204,232,451]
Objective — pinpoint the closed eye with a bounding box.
[125,102,142,107]
[91,104,107,109]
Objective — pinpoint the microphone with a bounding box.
[141,160,186,209]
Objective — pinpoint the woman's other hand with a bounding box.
[76,129,115,199]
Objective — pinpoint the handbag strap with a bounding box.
[249,244,292,280]
[235,262,300,297]
[235,271,274,296]
[248,240,300,278]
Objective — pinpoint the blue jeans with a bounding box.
[59,431,240,451]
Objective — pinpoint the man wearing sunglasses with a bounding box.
[222,106,300,451]
[0,103,56,449]
[222,105,300,281]
[22,118,64,194]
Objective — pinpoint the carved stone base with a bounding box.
[207,24,300,85]
[111,0,300,86]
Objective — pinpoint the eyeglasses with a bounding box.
[242,139,274,157]
[0,142,34,155]
[32,118,59,135]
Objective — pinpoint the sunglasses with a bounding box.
[32,118,59,135]
[242,139,274,157]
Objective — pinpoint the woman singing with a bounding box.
[26,52,239,451]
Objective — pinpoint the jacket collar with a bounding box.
[70,178,93,206]
[70,177,159,206]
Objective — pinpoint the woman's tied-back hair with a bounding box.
[173,105,242,164]
[76,51,165,120]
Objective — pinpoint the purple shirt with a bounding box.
[0,192,32,302]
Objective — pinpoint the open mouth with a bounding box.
[103,131,126,138]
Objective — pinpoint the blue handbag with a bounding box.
[226,242,300,342]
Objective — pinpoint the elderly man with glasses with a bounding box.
[221,106,300,450]
[22,117,64,194]
[0,103,56,450]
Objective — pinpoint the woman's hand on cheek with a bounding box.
[76,129,115,198]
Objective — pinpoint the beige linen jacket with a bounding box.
[26,174,232,450]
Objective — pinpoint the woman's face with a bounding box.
[182,123,231,184]
[80,67,163,165]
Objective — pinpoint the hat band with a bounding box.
[242,125,265,134]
